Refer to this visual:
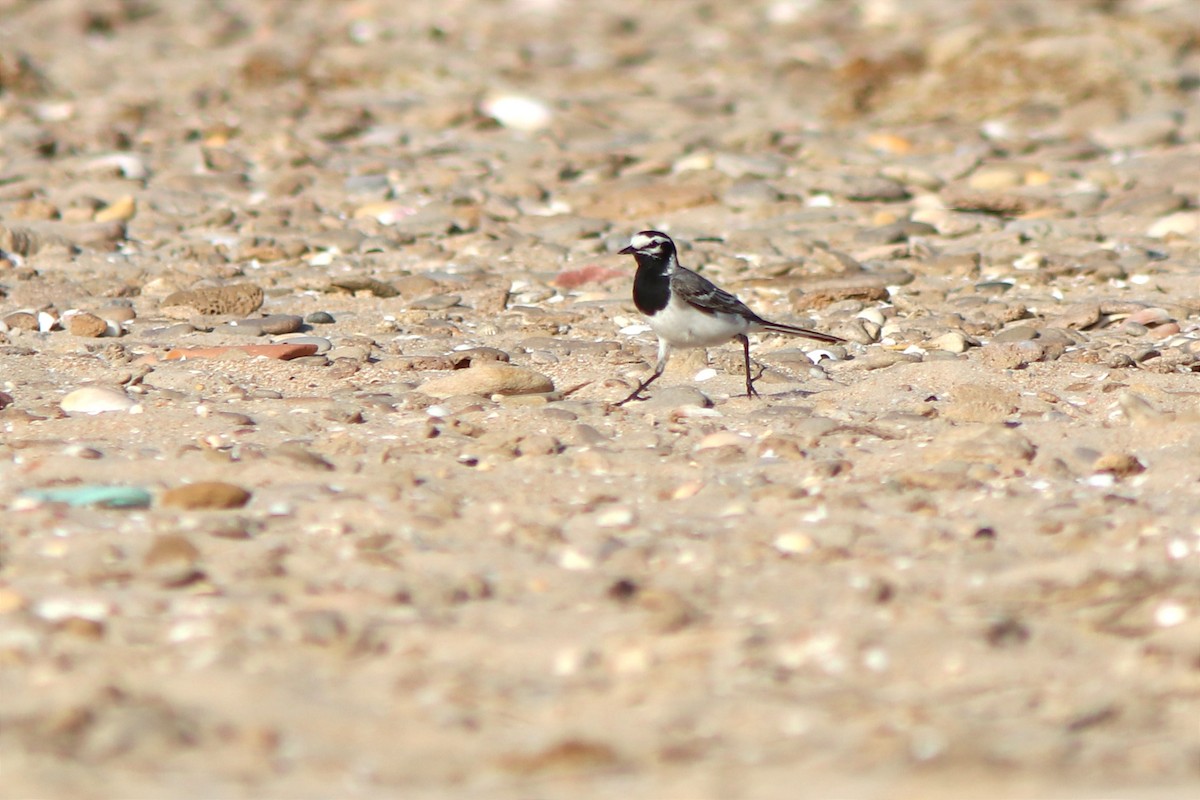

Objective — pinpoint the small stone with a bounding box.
[695,431,748,451]
[142,534,202,587]
[161,481,252,510]
[60,386,136,414]
[164,343,319,361]
[20,485,152,509]
[1147,211,1198,239]
[773,532,815,556]
[419,364,554,398]
[161,284,264,316]
[722,179,782,208]
[65,311,108,337]
[928,331,972,353]
[516,434,563,457]
[409,293,461,311]
[327,276,399,297]
[713,152,786,178]
[1092,452,1145,478]
[1091,111,1180,150]
[99,304,136,323]
[855,220,937,245]
[480,93,552,131]
[552,265,625,289]
[93,195,136,222]
[226,314,304,336]
[275,335,332,354]
[991,326,1039,343]
[636,386,713,410]
[3,311,39,331]
[979,341,1045,369]
[304,311,335,324]
[967,166,1023,191]
[817,174,909,202]
[1148,323,1181,340]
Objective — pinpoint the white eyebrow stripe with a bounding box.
[630,233,659,249]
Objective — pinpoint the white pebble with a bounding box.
[481,94,553,132]
[806,349,838,364]
[60,386,136,415]
[773,532,815,555]
[1155,601,1187,628]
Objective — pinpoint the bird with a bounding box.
[613,230,843,406]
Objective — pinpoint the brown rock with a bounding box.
[142,534,203,587]
[165,343,318,361]
[161,481,252,510]
[419,364,554,398]
[3,311,39,331]
[1092,452,1145,478]
[162,283,265,316]
[66,311,108,337]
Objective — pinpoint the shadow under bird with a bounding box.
[615,230,843,405]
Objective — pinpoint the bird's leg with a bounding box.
[738,334,761,399]
[614,339,669,406]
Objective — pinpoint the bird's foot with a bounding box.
[745,364,766,399]
[612,388,649,407]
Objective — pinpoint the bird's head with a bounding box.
[619,230,676,261]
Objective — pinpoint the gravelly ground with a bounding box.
[1,0,1199,797]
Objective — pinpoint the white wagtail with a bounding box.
[614,230,843,405]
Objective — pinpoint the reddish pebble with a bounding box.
[1148,322,1181,340]
[165,343,319,361]
[552,264,625,289]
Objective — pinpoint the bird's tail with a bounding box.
[755,320,844,344]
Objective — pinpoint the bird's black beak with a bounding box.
[619,245,636,255]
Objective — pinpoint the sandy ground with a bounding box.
[1,0,1199,797]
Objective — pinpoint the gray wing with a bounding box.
[671,267,762,320]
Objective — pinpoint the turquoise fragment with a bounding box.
[23,486,153,509]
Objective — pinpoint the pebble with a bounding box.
[84,152,149,180]
[979,341,1046,369]
[713,152,786,179]
[161,481,252,510]
[142,534,203,587]
[409,293,462,311]
[165,343,319,361]
[1092,452,1145,478]
[967,166,1023,191]
[722,179,782,209]
[161,284,265,316]
[3,311,39,331]
[636,386,713,409]
[480,93,553,132]
[64,311,109,337]
[226,314,305,336]
[274,335,332,354]
[1091,111,1180,150]
[773,532,816,556]
[855,220,937,245]
[929,331,973,353]
[304,311,335,324]
[93,195,136,222]
[991,326,1040,343]
[817,174,910,202]
[419,364,554,398]
[1147,211,1198,239]
[19,485,152,509]
[60,386,137,414]
[99,304,136,323]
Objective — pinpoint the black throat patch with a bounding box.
[631,255,671,315]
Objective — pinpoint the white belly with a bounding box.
[647,295,748,347]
